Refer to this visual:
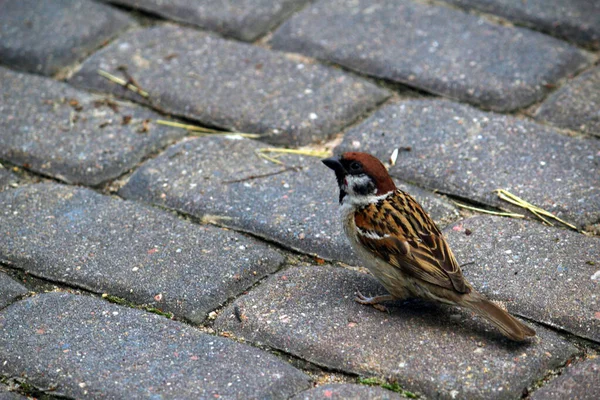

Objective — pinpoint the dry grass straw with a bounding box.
[452,201,526,218]
[256,148,332,165]
[495,189,578,231]
[156,120,261,138]
[97,69,149,98]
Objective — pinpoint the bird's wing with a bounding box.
[354,190,470,294]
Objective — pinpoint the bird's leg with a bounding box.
[355,290,395,312]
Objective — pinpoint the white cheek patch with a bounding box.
[357,227,390,240]
[345,174,375,196]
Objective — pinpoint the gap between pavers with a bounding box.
[69,24,390,146]
[0,0,135,76]
[98,0,311,42]
[271,0,591,112]
[0,384,28,400]
[443,0,600,49]
[0,183,285,324]
[0,292,311,399]
[446,216,600,343]
[535,65,600,138]
[291,383,407,399]
[530,357,600,399]
[0,67,185,186]
[0,169,19,193]
[0,272,28,311]
[119,135,459,266]
[336,98,600,229]
[215,264,578,400]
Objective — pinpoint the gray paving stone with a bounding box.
[0,292,311,399]
[101,0,310,41]
[271,0,590,112]
[0,183,284,323]
[0,385,27,400]
[0,67,185,186]
[445,216,600,343]
[336,99,600,228]
[0,169,19,192]
[215,265,578,400]
[444,0,600,49]
[119,136,458,265]
[530,357,600,400]
[69,25,389,146]
[0,272,27,310]
[0,0,134,76]
[291,384,405,400]
[535,66,600,137]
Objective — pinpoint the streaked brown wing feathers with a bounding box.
[354,190,470,294]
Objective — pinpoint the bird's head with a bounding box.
[322,152,396,205]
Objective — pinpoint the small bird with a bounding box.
[322,152,535,341]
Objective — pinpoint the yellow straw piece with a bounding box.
[257,148,332,159]
[494,189,578,231]
[256,151,285,165]
[155,120,261,138]
[97,69,149,98]
[452,201,526,218]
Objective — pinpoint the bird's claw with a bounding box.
[354,290,372,304]
[354,290,393,312]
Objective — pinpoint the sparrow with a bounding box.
[322,152,535,341]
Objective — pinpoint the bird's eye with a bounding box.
[349,161,361,171]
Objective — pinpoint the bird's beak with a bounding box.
[322,157,346,175]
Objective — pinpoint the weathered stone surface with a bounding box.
[336,99,600,227]
[0,0,134,76]
[215,265,577,400]
[535,66,600,137]
[530,357,600,399]
[0,183,284,323]
[445,216,600,343]
[271,0,590,112]
[119,136,458,265]
[445,0,600,49]
[102,0,310,41]
[0,169,18,193]
[291,384,405,400]
[69,25,389,146]
[0,292,311,399]
[0,67,185,186]
[0,385,27,400]
[0,272,27,310]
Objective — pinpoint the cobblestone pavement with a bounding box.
[0,1,598,399]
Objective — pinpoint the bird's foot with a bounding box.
[355,290,394,312]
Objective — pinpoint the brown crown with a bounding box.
[340,152,396,195]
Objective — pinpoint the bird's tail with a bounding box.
[461,293,536,341]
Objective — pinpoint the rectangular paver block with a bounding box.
[0,0,134,76]
[215,265,578,399]
[0,183,284,323]
[530,357,599,399]
[0,272,27,310]
[445,0,600,49]
[69,25,389,146]
[0,292,311,399]
[291,383,406,399]
[101,0,310,41]
[446,216,600,343]
[0,67,185,186]
[535,66,600,137]
[120,136,458,266]
[272,0,590,111]
[336,99,600,228]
